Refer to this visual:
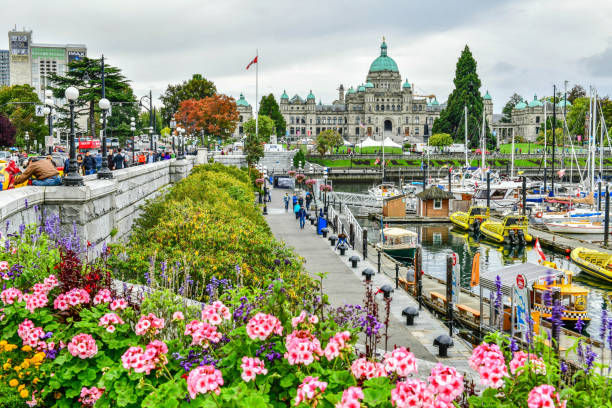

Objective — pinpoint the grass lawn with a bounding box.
[334,146,404,154]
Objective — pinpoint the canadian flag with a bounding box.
[534,238,546,262]
[246,56,258,70]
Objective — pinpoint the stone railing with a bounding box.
[0,156,199,248]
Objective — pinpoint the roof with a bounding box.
[483,90,492,100]
[515,100,527,110]
[347,86,356,94]
[402,79,411,88]
[307,90,315,100]
[416,186,454,200]
[430,97,439,106]
[528,94,543,107]
[383,227,418,238]
[480,263,564,297]
[365,82,374,88]
[557,99,572,107]
[236,93,249,107]
[358,85,366,92]
[290,94,304,103]
[369,40,399,73]
[281,90,288,99]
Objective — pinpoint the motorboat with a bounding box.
[531,263,591,331]
[544,221,611,234]
[375,227,418,261]
[472,181,524,211]
[450,206,490,233]
[531,208,603,225]
[369,183,401,201]
[571,247,612,283]
[479,214,533,246]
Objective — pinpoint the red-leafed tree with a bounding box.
[176,94,239,147]
[0,115,17,147]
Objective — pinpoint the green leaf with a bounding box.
[280,373,296,388]
[363,387,389,406]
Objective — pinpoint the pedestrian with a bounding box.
[107,149,115,170]
[82,151,96,175]
[95,150,102,171]
[76,154,84,175]
[265,186,272,202]
[292,193,298,207]
[11,157,61,187]
[112,148,125,170]
[298,206,306,229]
[294,202,300,220]
[406,264,415,283]
[305,191,312,210]
[298,195,304,207]
[283,193,290,211]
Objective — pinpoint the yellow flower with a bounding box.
[33,377,39,384]
[20,389,28,398]
[9,379,18,387]
[3,362,11,370]
[20,361,30,369]
[18,384,25,391]
[21,346,32,352]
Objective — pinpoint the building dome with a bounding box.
[528,94,543,108]
[483,90,492,100]
[347,86,356,94]
[358,84,366,92]
[402,79,411,88]
[557,99,572,108]
[369,40,399,73]
[515,100,527,110]
[236,93,249,107]
[430,97,439,106]
[365,82,374,88]
[307,90,315,100]
[281,90,288,99]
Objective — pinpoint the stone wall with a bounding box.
[0,157,197,247]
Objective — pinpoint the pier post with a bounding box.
[395,263,399,289]
[552,288,561,356]
[522,176,527,215]
[416,246,422,310]
[362,229,368,258]
[446,255,453,337]
[543,167,547,193]
[598,174,602,211]
[448,168,452,194]
[422,162,427,192]
[349,224,355,248]
[486,172,490,209]
[377,250,381,274]
[605,185,610,247]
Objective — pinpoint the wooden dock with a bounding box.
[369,214,451,224]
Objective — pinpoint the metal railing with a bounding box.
[329,191,382,209]
[341,203,363,251]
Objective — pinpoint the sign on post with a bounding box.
[451,252,460,304]
[512,273,529,338]
[35,105,44,117]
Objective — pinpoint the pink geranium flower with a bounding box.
[186,365,224,399]
[67,333,98,359]
[245,313,283,340]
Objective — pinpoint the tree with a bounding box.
[0,115,16,147]
[0,84,47,148]
[176,95,240,148]
[293,148,305,168]
[315,129,342,156]
[47,57,137,138]
[139,107,163,136]
[501,93,523,123]
[432,45,494,149]
[242,115,275,143]
[567,84,586,104]
[259,94,287,137]
[566,96,612,142]
[428,133,453,150]
[244,133,264,167]
[160,74,217,126]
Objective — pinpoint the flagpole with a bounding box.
[255,49,259,141]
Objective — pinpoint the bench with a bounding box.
[456,304,481,322]
[430,291,447,307]
[398,277,415,291]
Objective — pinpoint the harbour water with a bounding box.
[333,181,611,339]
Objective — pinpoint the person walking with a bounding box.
[298,206,306,229]
[112,148,125,170]
[265,186,271,202]
[283,193,290,211]
[82,151,97,175]
[294,202,300,220]
[292,193,298,208]
[305,191,312,210]
[298,195,304,207]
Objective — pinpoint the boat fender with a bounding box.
[536,211,543,218]
[575,296,586,311]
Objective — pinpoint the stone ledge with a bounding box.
[0,187,44,221]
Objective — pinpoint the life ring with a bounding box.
[575,295,586,311]
[536,211,543,218]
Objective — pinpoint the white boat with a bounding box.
[375,227,418,260]
[368,183,401,201]
[544,221,611,234]
[533,208,603,224]
[472,181,524,210]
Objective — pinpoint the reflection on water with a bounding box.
[335,182,610,338]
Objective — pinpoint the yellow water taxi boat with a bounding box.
[479,214,533,246]
[532,262,590,331]
[450,206,490,232]
[570,247,612,283]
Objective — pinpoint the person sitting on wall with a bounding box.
[11,157,61,187]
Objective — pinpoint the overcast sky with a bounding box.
[5,0,612,113]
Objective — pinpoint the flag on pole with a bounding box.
[557,169,566,178]
[246,56,258,70]
[359,122,365,129]
[534,238,546,262]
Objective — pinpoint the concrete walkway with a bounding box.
[264,187,477,379]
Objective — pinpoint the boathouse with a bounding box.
[383,195,407,218]
[416,186,454,218]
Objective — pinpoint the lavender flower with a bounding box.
[543,270,554,307]
[575,317,584,334]
[24,199,28,209]
[551,293,564,339]
[510,338,519,352]
[608,317,612,351]
[560,361,567,373]
[585,344,597,373]
[600,309,608,342]
[358,313,382,336]
[495,275,502,325]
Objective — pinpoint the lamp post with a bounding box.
[43,90,55,154]
[130,117,136,165]
[177,127,186,160]
[64,86,83,186]
[97,55,113,179]
[24,131,29,152]
[170,117,176,156]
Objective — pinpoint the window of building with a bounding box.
[239,115,243,122]
[391,105,395,111]
[316,118,320,125]
[375,105,379,111]
[405,117,409,124]
[355,127,360,135]
[415,117,419,124]
[535,127,539,134]
[310,119,312,124]
[327,117,331,124]
[368,117,371,124]
[415,127,420,135]
[381,105,385,111]
[333,117,337,125]
[536,116,540,123]
[433,199,442,209]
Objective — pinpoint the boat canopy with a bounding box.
[480,263,564,297]
[383,227,418,238]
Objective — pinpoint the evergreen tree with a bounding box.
[258,94,286,137]
[501,93,523,123]
[432,46,494,149]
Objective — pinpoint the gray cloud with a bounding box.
[582,38,612,76]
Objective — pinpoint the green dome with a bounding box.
[430,97,439,106]
[347,86,356,94]
[483,90,492,100]
[365,82,374,88]
[402,79,411,88]
[515,100,527,110]
[236,93,249,107]
[307,90,315,100]
[358,84,366,92]
[528,94,542,108]
[557,99,572,107]
[281,90,288,99]
[369,40,399,72]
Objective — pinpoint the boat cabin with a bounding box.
[502,215,529,229]
[416,186,454,218]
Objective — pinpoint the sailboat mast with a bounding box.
[481,107,485,175]
[544,96,547,170]
[552,84,556,193]
[599,98,604,177]
[464,105,468,167]
[592,89,597,193]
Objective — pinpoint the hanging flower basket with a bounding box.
[288,171,296,176]
[320,184,333,192]
[305,179,317,186]
[255,178,264,186]
[295,174,306,183]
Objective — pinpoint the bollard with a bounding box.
[349,255,360,268]
[338,242,348,256]
[380,285,394,299]
[362,229,368,259]
[377,250,381,274]
[395,263,399,289]
[328,235,337,246]
[321,228,329,238]
[402,306,419,326]
[362,268,375,282]
[433,335,454,357]
[446,255,453,337]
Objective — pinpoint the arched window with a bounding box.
[327,117,331,124]
[386,105,390,111]
[381,105,385,111]
[376,105,379,111]
[239,115,243,122]
[316,117,320,125]
[290,116,294,124]
[391,105,395,111]
[333,117,337,125]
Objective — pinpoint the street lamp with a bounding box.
[177,127,186,160]
[44,90,55,154]
[64,86,83,186]
[130,117,136,165]
[170,117,177,155]
[24,131,29,152]
[98,97,112,178]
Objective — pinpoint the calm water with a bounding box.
[333,181,611,338]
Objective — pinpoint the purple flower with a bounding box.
[560,361,567,373]
[274,259,281,266]
[494,275,502,324]
[510,338,519,352]
[24,199,28,209]
[575,317,584,334]
[551,293,564,339]
[600,309,608,342]
[585,344,597,373]
[284,258,291,266]
[607,317,612,351]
